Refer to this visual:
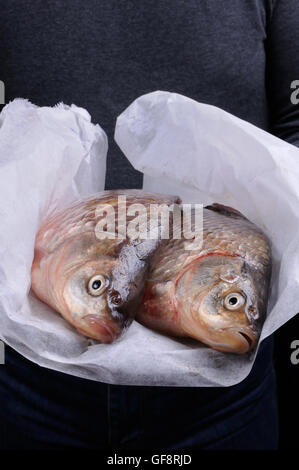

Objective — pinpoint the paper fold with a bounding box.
[114,91,299,385]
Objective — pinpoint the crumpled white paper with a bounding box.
[2,92,298,387]
[114,90,299,386]
[0,99,110,378]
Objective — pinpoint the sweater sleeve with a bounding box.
[266,0,299,147]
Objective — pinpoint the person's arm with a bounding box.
[266,0,299,146]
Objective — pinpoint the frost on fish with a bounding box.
[137,203,272,354]
[31,190,181,343]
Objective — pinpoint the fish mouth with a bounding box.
[79,315,122,343]
[232,328,259,353]
[239,332,254,348]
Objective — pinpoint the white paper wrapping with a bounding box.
[0,99,111,379]
[114,90,299,385]
[2,92,298,388]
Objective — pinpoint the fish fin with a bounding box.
[205,203,248,220]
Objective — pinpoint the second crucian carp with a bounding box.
[137,203,271,354]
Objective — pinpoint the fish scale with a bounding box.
[149,208,270,282]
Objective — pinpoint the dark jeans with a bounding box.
[0,338,278,450]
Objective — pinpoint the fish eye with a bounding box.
[87,275,108,297]
[223,292,246,311]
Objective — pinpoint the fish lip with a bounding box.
[81,314,121,343]
[230,327,259,352]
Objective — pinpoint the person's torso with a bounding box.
[0,1,276,427]
[0,0,272,188]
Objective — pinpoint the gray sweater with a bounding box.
[1,0,299,189]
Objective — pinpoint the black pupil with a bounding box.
[92,280,102,290]
[229,297,238,305]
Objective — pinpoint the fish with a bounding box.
[137,203,272,354]
[31,190,180,343]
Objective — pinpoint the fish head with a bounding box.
[32,235,147,344]
[61,260,124,343]
[175,254,270,354]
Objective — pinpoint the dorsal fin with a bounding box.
[205,203,247,220]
